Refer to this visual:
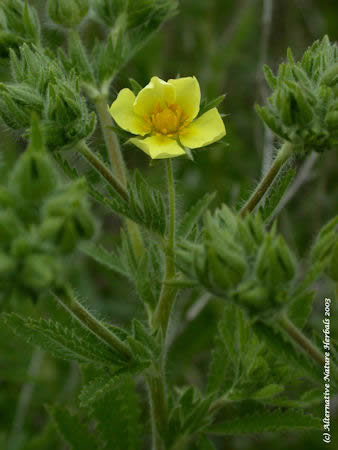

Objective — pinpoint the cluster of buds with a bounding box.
[0,0,40,57]
[311,216,338,282]
[0,117,96,305]
[256,36,338,154]
[176,206,296,316]
[0,44,96,150]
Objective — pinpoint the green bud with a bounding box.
[48,0,89,28]
[256,235,296,288]
[10,235,34,258]
[235,279,269,312]
[43,179,96,250]
[0,210,23,247]
[8,151,58,203]
[207,247,239,291]
[0,252,16,278]
[21,254,61,290]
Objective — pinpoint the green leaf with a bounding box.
[80,242,132,280]
[129,78,143,95]
[2,313,120,366]
[287,289,315,329]
[253,321,322,384]
[197,436,216,450]
[49,405,99,450]
[87,375,143,450]
[207,409,321,435]
[260,167,296,222]
[199,95,226,116]
[251,383,284,400]
[178,192,216,238]
[68,30,95,83]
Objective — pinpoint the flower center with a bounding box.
[144,102,189,137]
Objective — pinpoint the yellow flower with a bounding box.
[108,76,226,159]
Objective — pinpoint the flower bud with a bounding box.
[8,151,58,203]
[21,254,61,291]
[256,235,296,288]
[48,0,89,28]
[43,179,96,252]
[0,210,23,247]
[234,279,269,312]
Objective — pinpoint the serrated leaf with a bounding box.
[260,167,296,222]
[49,405,98,450]
[178,192,216,238]
[207,409,321,434]
[2,313,120,366]
[81,242,131,280]
[88,375,143,450]
[253,321,322,384]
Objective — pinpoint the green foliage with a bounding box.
[106,169,167,234]
[85,375,143,449]
[206,409,321,435]
[0,0,40,57]
[1,313,123,366]
[259,167,296,222]
[177,192,216,238]
[0,44,96,149]
[256,36,338,153]
[49,405,98,450]
[177,206,297,316]
[48,0,89,28]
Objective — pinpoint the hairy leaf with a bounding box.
[178,192,216,238]
[2,313,120,366]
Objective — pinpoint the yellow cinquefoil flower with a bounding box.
[108,76,226,159]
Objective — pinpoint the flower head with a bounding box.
[108,76,226,159]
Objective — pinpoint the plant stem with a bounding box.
[7,348,44,450]
[53,286,132,361]
[153,159,177,334]
[147,369,168,450]
[94,94,145,260]
[94,95,127,185]
[239,141,294,216]
[278,314,325,367]
[77,140,129,202]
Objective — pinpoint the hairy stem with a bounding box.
[77,140,129,201]
[147,369,168,450]
[240,141,294,216]
[53,286,132,361]
[278,314,325,367]
[94,95,145,259]
[153,159,177,334]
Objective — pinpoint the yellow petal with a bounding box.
[179,108,226,149]
[168,76,201,121]
[108,88,148,135]
[129,135,186,159]
[133,76,176,117]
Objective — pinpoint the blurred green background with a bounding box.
[1,0,337,449]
